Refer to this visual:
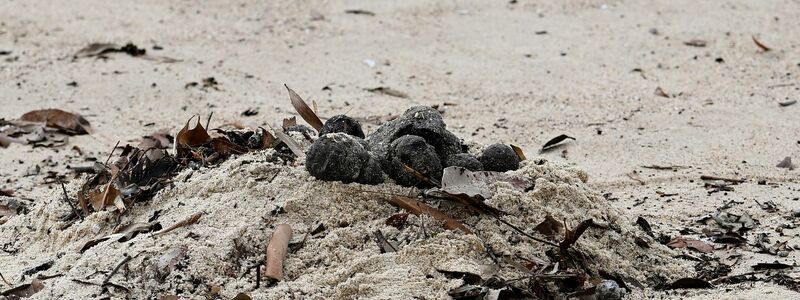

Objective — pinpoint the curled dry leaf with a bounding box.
[509,144,526,161]
[534,215,564,238]
[282,116,297,129]
[0,278,44,299]
[540,134,575,152]
[19,109,92,135]
[654,87,670,98]
[667,237,714,253]
[285,84,323,131]
[559,219,597,252]
[176,116,211,148]
[387,196,472,234]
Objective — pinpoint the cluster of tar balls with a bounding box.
[305,106,521,186]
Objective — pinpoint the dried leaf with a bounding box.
[209,137,248,156]
[270,126,305,158]
[285,85,323,131]
[176,116,211,148]
[0,278,44,299]
[667,237,714,253]
[540,134,575,152]
[87,182,121,212]
[753,262,793,271]
[683,39,707,47]
[509,144,526,161]
[654,87,670,98]
[667,278,712,289]
[282,117,298,129]
[385,213,409,229]
[752,36,772,52]
[372,230,398,253]
[19,109,92,135]
[534,215,564,238]
[115,221,162,242]
[559,219,597,251]
[776,157,795,170]
[231,293,252,300]
[387,196,472,234]
[365,86,408,98]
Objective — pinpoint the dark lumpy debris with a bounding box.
[387,135,442,187]
[319,115,365,139]
[480,144,519,172]
[367,106,463,185]
[445,153,483,171]
[305,133,382,184]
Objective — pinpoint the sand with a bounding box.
[1,0,799,299]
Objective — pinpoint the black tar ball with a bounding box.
[306,133,382,184]
[388,135,442,186]
[480,144,519,172]
[319,115,365,139]
[445,153,483,171]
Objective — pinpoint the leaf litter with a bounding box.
[0,87,702,299]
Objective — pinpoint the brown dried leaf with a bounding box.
[534,215,564,237]
[510,144,526,161]
[387,196,472,234]
[654,87,670,98]
[282,116,297,129]
[752,36,771,52]
[560,219,596,252]
[176,116,211,148]
[209,137,248,156]
[540,134,575,152]
[285,85,323,131]
[19,109,92,135]
[0,278,44,299]
[667,237,714,253]
[88,183,121,212]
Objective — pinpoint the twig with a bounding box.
[60,181,83,220]
[102,254,132,289]
[153,212,203,237]
[492,214,559,248]
[0,271,11,288]
[700,175,745,184]
[263,224,292,281]
[388,196,472,234]
[205,112,213,130]
[104,141,121,165]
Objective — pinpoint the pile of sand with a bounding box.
[0,149,690,299]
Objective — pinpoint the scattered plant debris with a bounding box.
[345,9,376,16]
[778,100,797,107]
[74,42,178,62]
[752,36,772,52]
[286,85,323,131]
[154,212,203,237]
[665,277,712,289]
[387,196,472,234]
[365,86,409,98]
[683,39,707,47]
[0,278,44,299]
[539,134,575,153]
[667,237,714,253]
[654,87,670,98]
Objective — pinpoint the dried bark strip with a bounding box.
[264,224,293,281]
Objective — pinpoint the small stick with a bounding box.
[60,181,83,220]
[700,175,745,183]
[104,141,121,165]
[263,224,292,282]
[0,271,11,288]
[102,254,132,288]
[205,112,214,130]
[153,212,203,237]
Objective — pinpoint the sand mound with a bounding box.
[0,151,690,299]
